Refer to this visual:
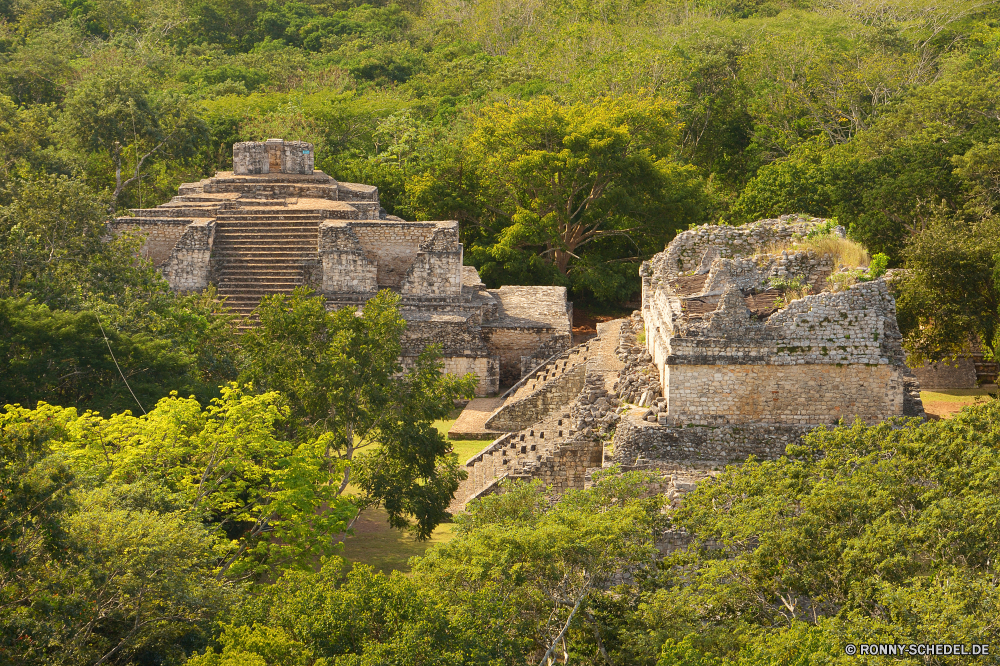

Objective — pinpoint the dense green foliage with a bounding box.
[240,288,476,538]
[1,0,997,338]
[32,400,987,665]
[3,0,1000,663]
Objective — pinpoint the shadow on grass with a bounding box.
[337,507,456,575]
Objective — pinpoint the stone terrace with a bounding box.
[113,139,574,397]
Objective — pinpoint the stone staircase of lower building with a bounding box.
[463,411,594,505]
[212,206,323,318]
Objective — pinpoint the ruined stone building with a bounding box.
[450,216,924,510]
[112,139,572,395]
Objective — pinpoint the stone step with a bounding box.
[217,287,305,296]
[217,270,306,277]
[213,230,319,237]
[214,233,319,247]
[216,214,323,221]
[214,246,317,252]
[214,249,316,256]
[215,217,321,228]
[216,274,309,281]
[214,259,313,265]
[213,240,317,247]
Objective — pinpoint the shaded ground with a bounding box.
[337,416,485,574]
[446,397,506,440]
[573,306,630,344]
[921,389,998,420]
[338,506,456,575]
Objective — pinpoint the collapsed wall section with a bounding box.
[319,221,378,293]
[660,281,909,425]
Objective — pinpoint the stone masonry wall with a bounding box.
[485,363,587,431]
[233,142,269,174]
[612,414,809,465]
[401,354,498,396]
[319,221,378,293]
[666,281,906,367]
[665,363,905,425]
[350,223,440,289]
[233,140,314,175]
[484,327,573,385]
[909,356,979,389]
[161,220,214,291]
[399,225,463,298]
[281,140,314,174]
[645,278,910,425]
[110,219,192,267]
[658,216,826,279]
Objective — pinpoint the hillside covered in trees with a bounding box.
[2,0,999,358]
[2,0,1000,664]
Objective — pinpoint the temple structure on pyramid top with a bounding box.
[112,139,573,395]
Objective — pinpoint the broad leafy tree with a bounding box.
[452,95,709,303]
[239,288,477,538]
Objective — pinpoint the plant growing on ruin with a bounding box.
[239,288,478,538]
[766,276,811,306]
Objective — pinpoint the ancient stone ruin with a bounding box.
[112,139,572,395]
[450,216,924,511]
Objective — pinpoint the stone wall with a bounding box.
[482,286,573,384]
[658,216,826,279]
[612,413,809,465]
[401,354,498,396]
[485,363,587,431]
[400,312,498,396]
[319,221,378,293]
[348,222,453,290]
[233,142,269,174]
[399,225,463,298]
[233,139,314,175]
[665,363,905,425]
[484,327,572,385]
[909,356,978,389]
[644,274,911,425]
[510,438,603,495]
[110,219,192,267]
[161,220,214,291]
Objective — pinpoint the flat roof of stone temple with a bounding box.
[209,171,335,182]
[485,285,572,332]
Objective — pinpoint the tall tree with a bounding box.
[59,69,209,212]
[239,288,477,538]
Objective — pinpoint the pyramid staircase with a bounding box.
[211,200,324,319]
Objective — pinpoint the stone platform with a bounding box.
[447,397,507,441]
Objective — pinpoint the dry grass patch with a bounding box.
[758,236,869,269]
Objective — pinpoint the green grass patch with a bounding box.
[339,506,455,575]
[338,415,480,573]
[921,390,995,403]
